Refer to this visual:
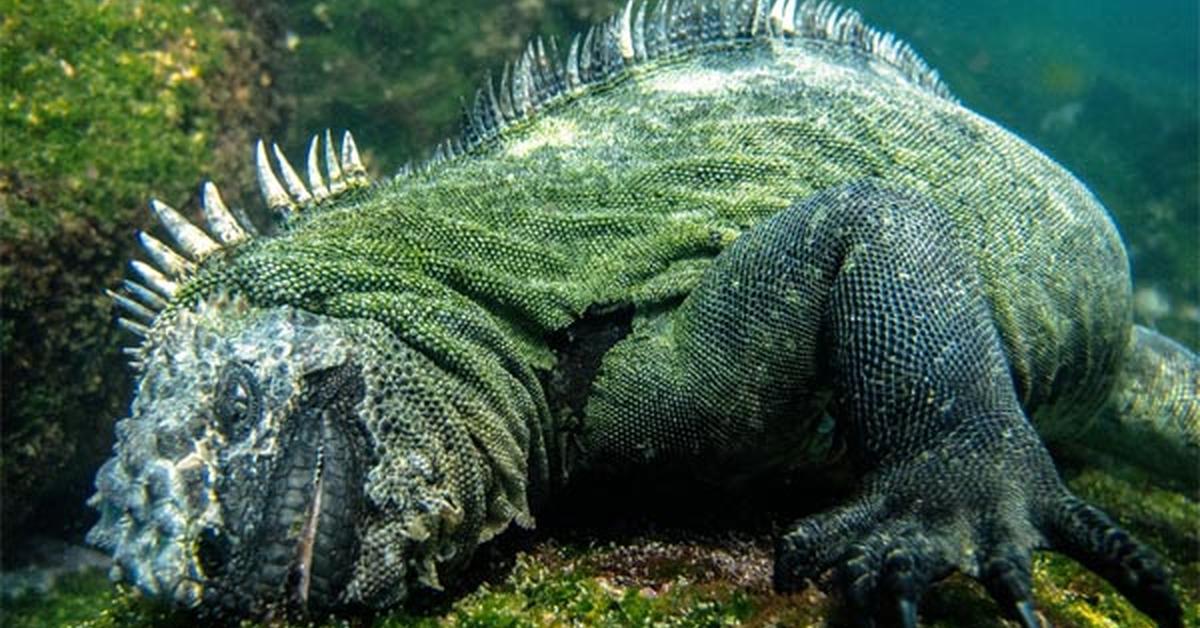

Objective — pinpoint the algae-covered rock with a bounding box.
[0,0,278,555]
[5,456,1194,626]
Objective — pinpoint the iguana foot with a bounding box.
[773,417,1181,628]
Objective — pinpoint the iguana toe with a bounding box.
[978,544,1038,627]
[836,527,951,626]
[774,495,886,593]
[773,419,1180,627]
[1044,495,1182,627]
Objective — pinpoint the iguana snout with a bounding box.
[88,298,464,614]
[195,360,368,614]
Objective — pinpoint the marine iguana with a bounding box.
[88,0,1198,624]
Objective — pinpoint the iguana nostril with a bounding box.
[196,526,231,578]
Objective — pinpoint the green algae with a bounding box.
[3,0,244,236]
[0,0,278,550]
[1,570,190,628]
[408,551,757,627]
[9,454,1194,627]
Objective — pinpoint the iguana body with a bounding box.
[89,1,1196,624]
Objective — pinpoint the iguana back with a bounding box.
[199,3,1126,429]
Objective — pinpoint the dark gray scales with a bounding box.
[580,179,1179,626]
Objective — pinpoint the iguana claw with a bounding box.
[1045,496,1182,628]
[1013,601,1040,628]
[773,422,1181,627]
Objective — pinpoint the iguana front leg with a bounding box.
[754,181,1180,626]
[583,179,1181,625]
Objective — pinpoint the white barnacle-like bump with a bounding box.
[644,68,730,95]
[505,119,579,158]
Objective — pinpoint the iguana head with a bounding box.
[88,296,470,615]
[89,133,479,616]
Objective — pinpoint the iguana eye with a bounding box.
[215,363,261,441]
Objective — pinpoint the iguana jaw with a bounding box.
[86,299,373,612]
[89,298,473,614]
[236,361,366,614]
[193,385,366,615]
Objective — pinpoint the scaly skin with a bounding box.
[89,1,1196,624]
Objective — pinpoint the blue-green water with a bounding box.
[856,0,1199,346]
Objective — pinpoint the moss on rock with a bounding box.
[2,570,191,628]
[6,454,1195,627]
[0,0,279,554]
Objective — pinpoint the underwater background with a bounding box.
[1,0,1195,625]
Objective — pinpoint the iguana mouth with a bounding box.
[246,364,366,613]
[282,409,358,609]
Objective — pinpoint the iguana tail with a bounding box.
[1069,325,1199,488]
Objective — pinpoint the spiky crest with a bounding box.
[420,0,952,173]
[110,0,953,360]
[110,130,369,359]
